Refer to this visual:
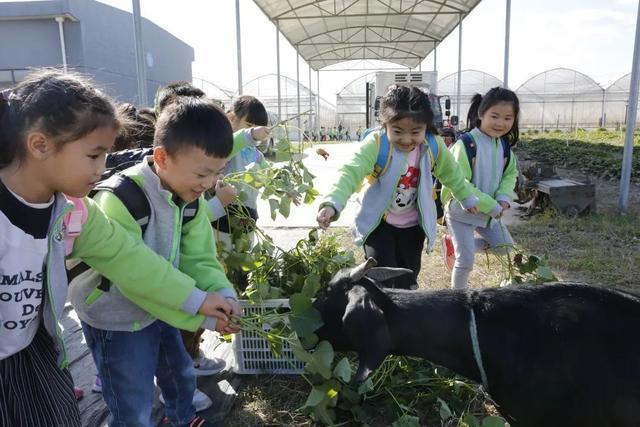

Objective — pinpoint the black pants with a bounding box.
[363,221,425,289]
[0,326,81,427]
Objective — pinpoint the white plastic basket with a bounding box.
[231,299,305,375]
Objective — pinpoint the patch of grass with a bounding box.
[510,207,640,289]
[225,375,311,427]
[516,133,640,182]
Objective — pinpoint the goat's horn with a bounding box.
[350,258,378,282]
[365,267,414,284]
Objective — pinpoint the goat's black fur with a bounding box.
[313,262,640,427]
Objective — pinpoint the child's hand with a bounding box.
[198,293,231,322]
[223,298,242,334]
[466,206,480,214]
[498,201,510,211]
[250,126,271,141]
[215,181,238,207]
[317,206,336,229]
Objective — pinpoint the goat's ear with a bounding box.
[342,286,391,383]
[365,267,414,286]
[349,258,378,282]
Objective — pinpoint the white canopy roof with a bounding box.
[252,0,482,70]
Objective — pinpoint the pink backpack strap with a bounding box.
[63,196,88,256]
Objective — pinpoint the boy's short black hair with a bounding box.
[232,95,268,126]
[154,81,206,114]
[154,97,232,159]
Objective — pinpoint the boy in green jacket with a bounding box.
[70,97,239,427]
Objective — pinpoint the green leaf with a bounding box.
[481,416,507,427]
[289,304,323,337]
[438,398,453,421]
[279,196,291,217]
[303,386,326,408]
[237,190,248,203]
[303,167,315,184]
[536,265,556,281]
[357,377,374,394]
[300,333,319,350]
[266,333,283,357]
[302,273,321,297]
[303,188,318,204]
[268,199,279,220]
[304,340,334,379]
[461,413,481,427]
[242,173,254,184]
[391,414,421,427]
[289,293,312,314]
[333,357,352,383]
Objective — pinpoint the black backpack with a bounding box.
[66,148,199,290]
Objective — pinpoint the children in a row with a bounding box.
[0,70,237,427]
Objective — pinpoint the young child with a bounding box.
[316,85,478,289]
[151,82,236,386]
[441,87,520,289]
[70,97,241,427]
[0,70,231,427]
[208,95,270,249]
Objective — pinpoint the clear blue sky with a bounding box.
[96,0,638,102]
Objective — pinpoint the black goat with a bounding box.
[313,259,640,427]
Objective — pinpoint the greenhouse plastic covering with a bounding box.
[252,0,482,70]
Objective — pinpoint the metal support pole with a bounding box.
[456,14,463,123]
[316,70,321,136]
[433,46,437,71]
[600,90,606,128]
[132,0,148,106]
[276,22,282,121]
[235,0,243,95]
[308,64,313,138]
[618,0,640,212]
[296,52,301,143]
[54,17,67,72]
[503,0,511,88]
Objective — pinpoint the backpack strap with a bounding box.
[459,132,477,171]
[371,131,393,180]
[500,136,511,171]
[95,174,151,235]
[426,133,439,169]
[63,196,88,257]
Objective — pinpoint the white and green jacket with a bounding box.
[320,130,478,251]
[442,127,520,227]
[69,158,236,333]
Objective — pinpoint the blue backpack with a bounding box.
[365,130,443,219]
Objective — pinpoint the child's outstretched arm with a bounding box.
[316,133,378,227]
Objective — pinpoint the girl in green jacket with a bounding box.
[317,85,479,289]
[441,87,520,289]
